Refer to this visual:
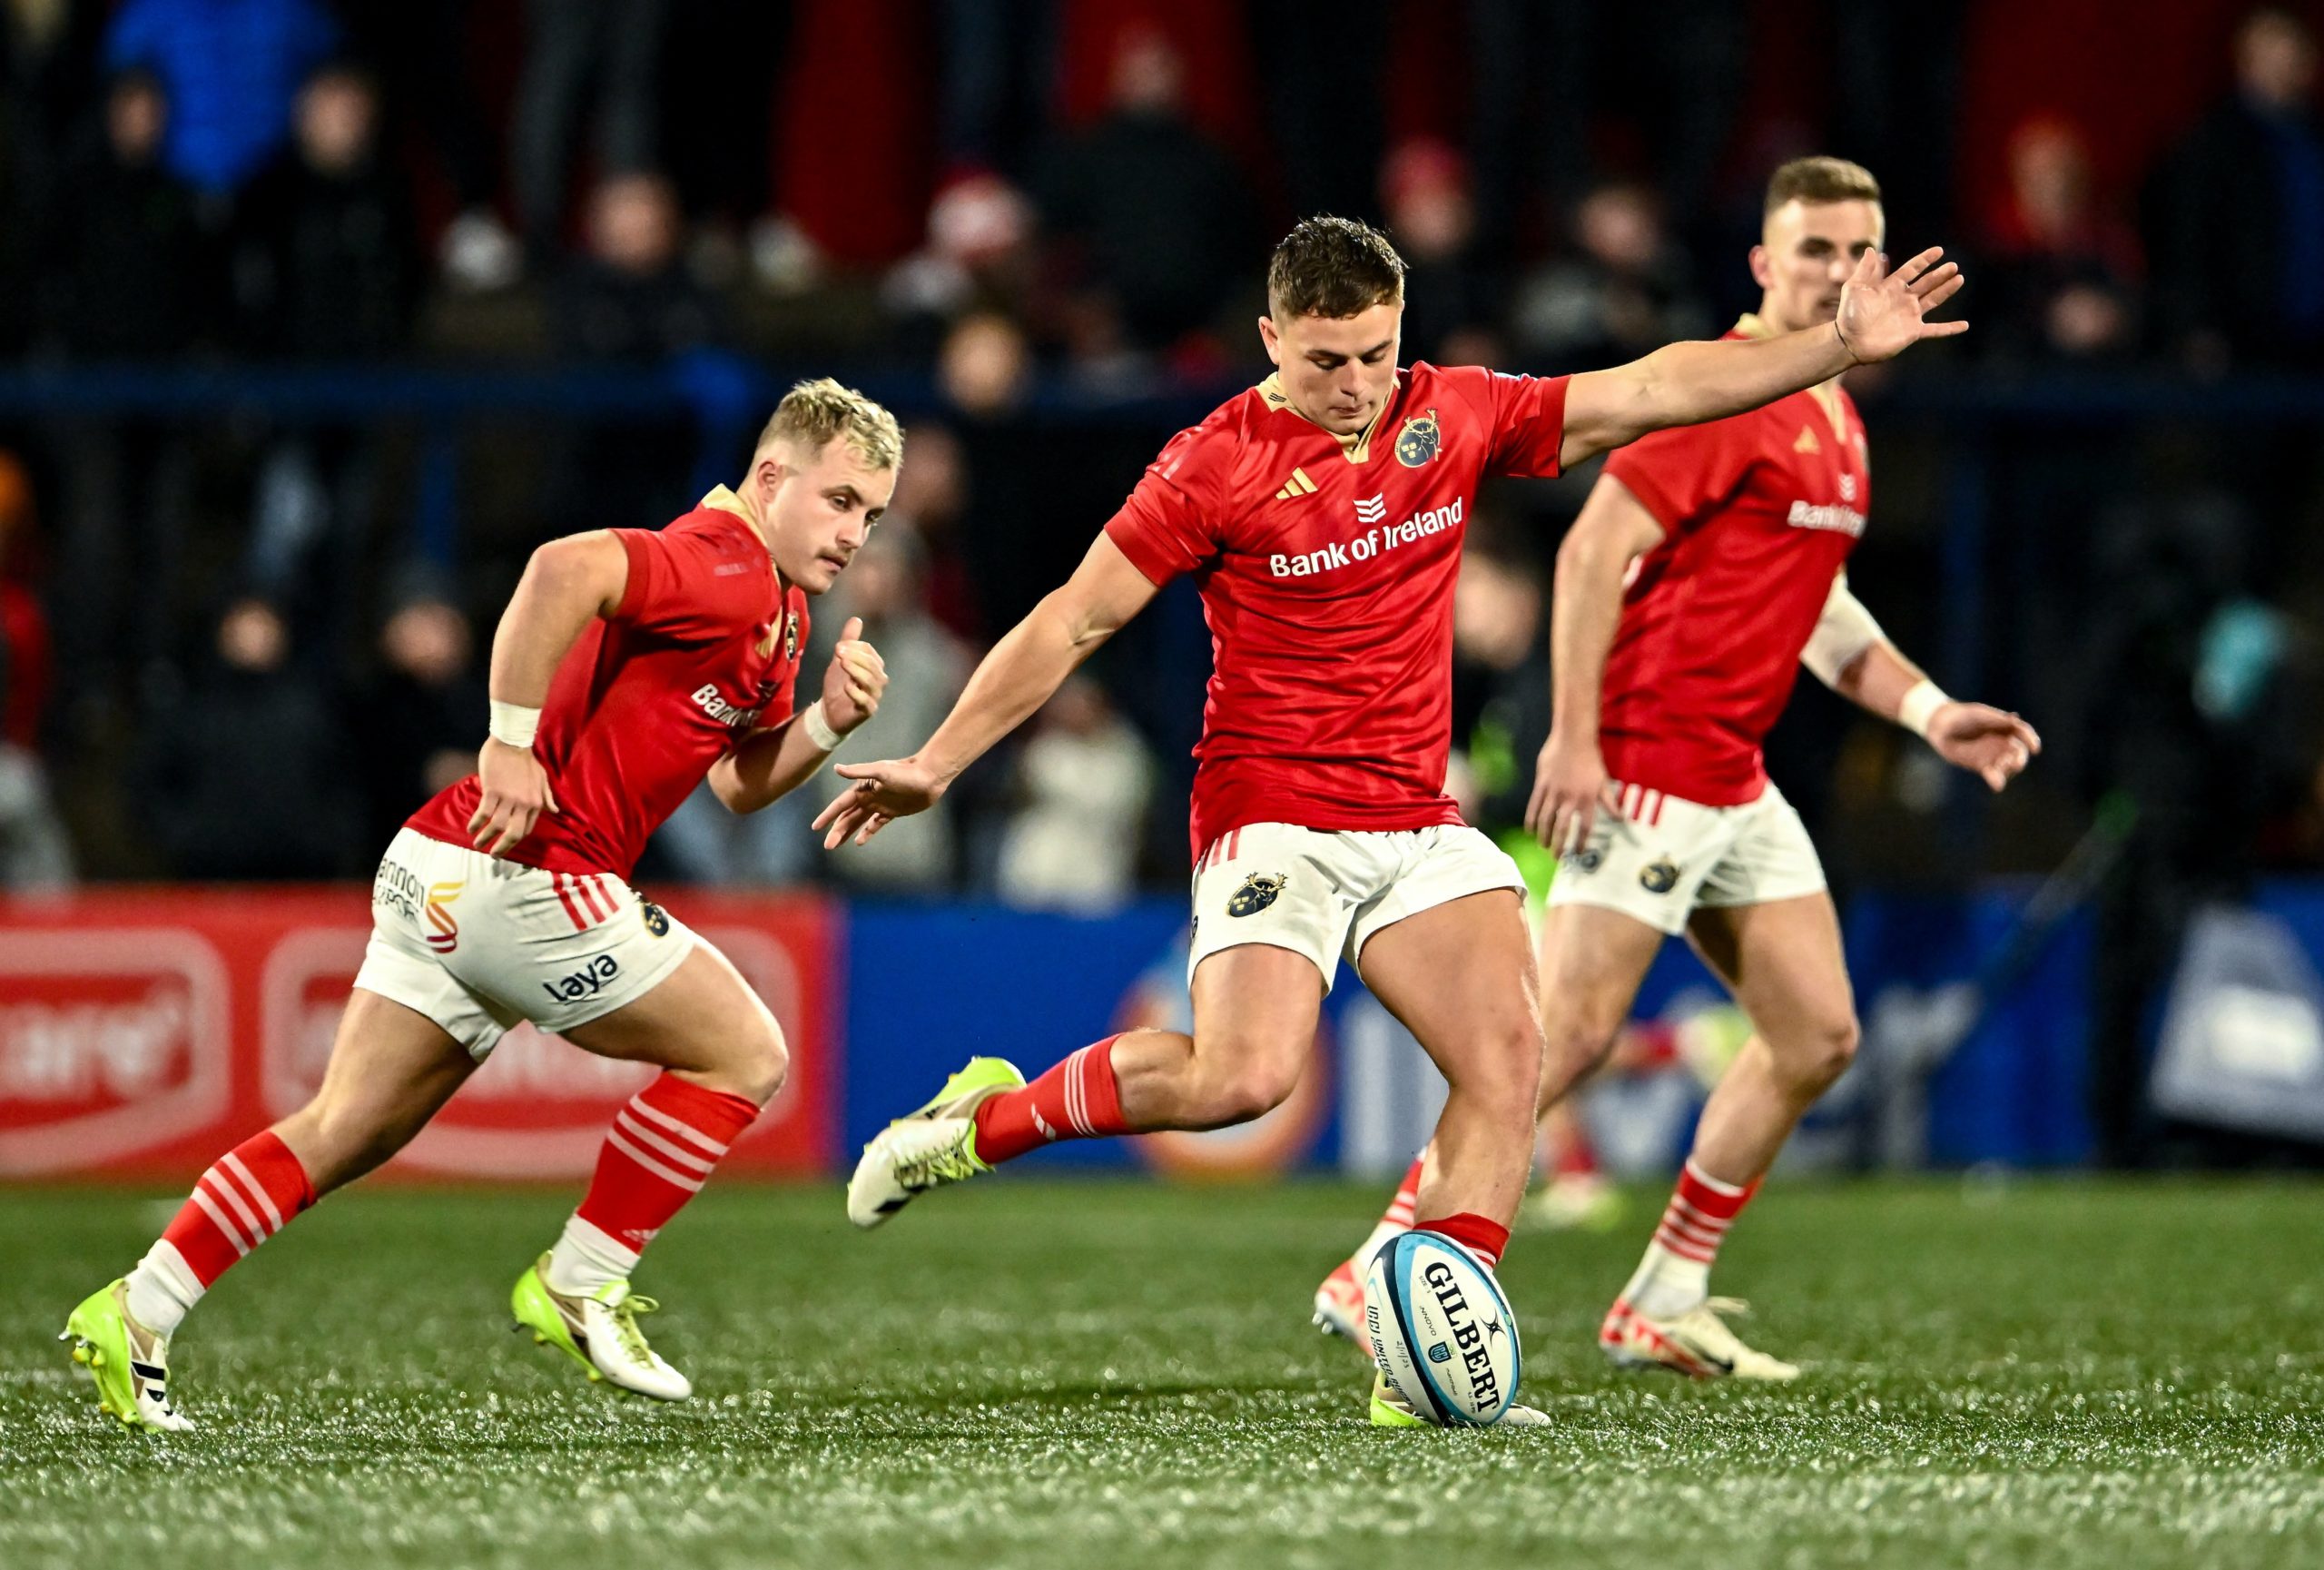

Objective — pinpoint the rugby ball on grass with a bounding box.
[1364,1229,1521,1426]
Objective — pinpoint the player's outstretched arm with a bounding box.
[469,530,629,854]
[1526,477,1666,854]
[711,617,889,814]
[813,533,1160,849]
[1801,573,2040,793]
[1558,245,1967,468]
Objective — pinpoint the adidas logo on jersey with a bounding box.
[1794,425,1820,454]
[1275,467,1319,500]
[1354,493,1387,524]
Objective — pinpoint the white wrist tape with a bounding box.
[488,700,541,749]
[1800,572,1886,688]
[1897,679,1951,740]
[799,699,843,752]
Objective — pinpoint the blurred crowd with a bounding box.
[2,0,2324,903]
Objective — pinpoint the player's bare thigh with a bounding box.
[275,989,478,1195]
[1356,890,1541,1220]
[1136,941,1324,1128]
[560,941,788,1104]
[1685,893,1857,1076]
[1361,887,1541,1099]
[1535,899,1667,1113]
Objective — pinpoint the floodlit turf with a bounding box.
[4,1179,2320,1570]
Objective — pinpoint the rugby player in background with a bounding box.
[819,211,1967,1424]
[64,380,900,1429]
[1315,159,2038,1381]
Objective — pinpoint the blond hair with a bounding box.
[1764,155,1882,213]
[756,377,904,472]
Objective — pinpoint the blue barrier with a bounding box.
[835,890,2105,1175]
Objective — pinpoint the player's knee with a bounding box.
[1784,1012,1860,1093]
[291,1096,399,1190]
[726,1025,789,1106]
[1200,1048,1304,1127]
[1541,1008,1624,1091]
[1451,1019,1545,1107]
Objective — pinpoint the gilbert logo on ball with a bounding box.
[1363,1229,1521,1426]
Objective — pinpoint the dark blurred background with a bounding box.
[5,1,2324,1170]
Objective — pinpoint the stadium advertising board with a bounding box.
[0,889,838,1179]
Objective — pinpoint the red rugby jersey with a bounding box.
[405,489,809,878]
[1104,361,1569,860]
[1598,317,1870,807]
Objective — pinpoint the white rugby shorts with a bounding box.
[355,826,699,1058]
[1187,822,1526,993]
[1547,780,1827,935]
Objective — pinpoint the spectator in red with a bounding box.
[0,450,74,888]
[1034,25,1256,360]
[1984,115,2142,363]
[1381,137,1503,368]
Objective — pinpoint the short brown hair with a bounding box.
[756,377,903,471]
[1266,215,1405,320]
[1763,155,1882,213]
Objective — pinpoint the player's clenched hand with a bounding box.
[1527,728,1615,856]
[1926,702,2041,793]
[813,755,946,849]
[469,736,558,855]
[1834,244,1968,361]
[821,616,887,734]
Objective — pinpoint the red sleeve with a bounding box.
[1440,367,1570,479]
[610,525,760,643]
[1101,420,1236,587]
[1602,414,1758,535]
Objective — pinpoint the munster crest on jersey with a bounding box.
[1395,407,1443,467]
[1226,872,1286,917]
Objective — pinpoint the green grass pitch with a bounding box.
[4,1178,2320,1568]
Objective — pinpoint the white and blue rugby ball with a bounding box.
[1363,1229,1522,1426]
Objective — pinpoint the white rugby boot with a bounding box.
[1599,1295,1799,1381]
[1312,1256,1367,1342]
[1365,1368,1553,1428]
[512,1255,692,1400]
[846,1056,1024,1229]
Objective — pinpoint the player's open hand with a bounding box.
[1927,702,2040,793]
[813,755,947,848]
[1527,728,1616,856]
[469,736,558,856]
[1834,245,1968,361]
[822,616,888,735]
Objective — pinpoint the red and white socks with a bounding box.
[1416,1210,1509,1269]
[124,1131,317,1336]
[547,1072,760,1297]
[1348,1153,1426,1268]
[970,1036,1128,1165]
[1622,1158,1759,1319]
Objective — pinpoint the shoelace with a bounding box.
[897,1128,980,1190]
[605,1295,661,1367]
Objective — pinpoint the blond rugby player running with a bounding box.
[64,381,900,1428]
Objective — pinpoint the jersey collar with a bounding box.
[1256,371,1399,465]
[699,485,794,597]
